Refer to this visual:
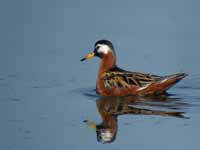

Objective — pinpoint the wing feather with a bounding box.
[102,68,161,89]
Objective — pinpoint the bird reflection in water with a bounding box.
[84,95,189,144]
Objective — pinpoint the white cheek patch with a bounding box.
[96,44,111,54]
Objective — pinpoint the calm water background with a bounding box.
[0,0,200,149]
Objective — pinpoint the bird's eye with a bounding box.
[96,46,100,49]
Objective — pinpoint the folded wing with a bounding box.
[102,67,161,89]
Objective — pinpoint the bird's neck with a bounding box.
[98,53,116,76]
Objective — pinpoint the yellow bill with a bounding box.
[81,52,95,61]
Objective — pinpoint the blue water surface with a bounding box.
[0,0,200,150]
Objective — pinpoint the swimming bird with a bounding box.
[81,40,187,96]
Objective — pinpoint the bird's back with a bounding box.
[97,66,187,96]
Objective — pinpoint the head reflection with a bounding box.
[85,95,188,144]
[96,124,117,143]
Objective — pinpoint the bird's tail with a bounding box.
[163,73,188,83]
[139,73,188,95]
[156,73,188,91]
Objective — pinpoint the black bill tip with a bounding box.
[80,58,86,61]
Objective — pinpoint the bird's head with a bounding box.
[81,40,116,61]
